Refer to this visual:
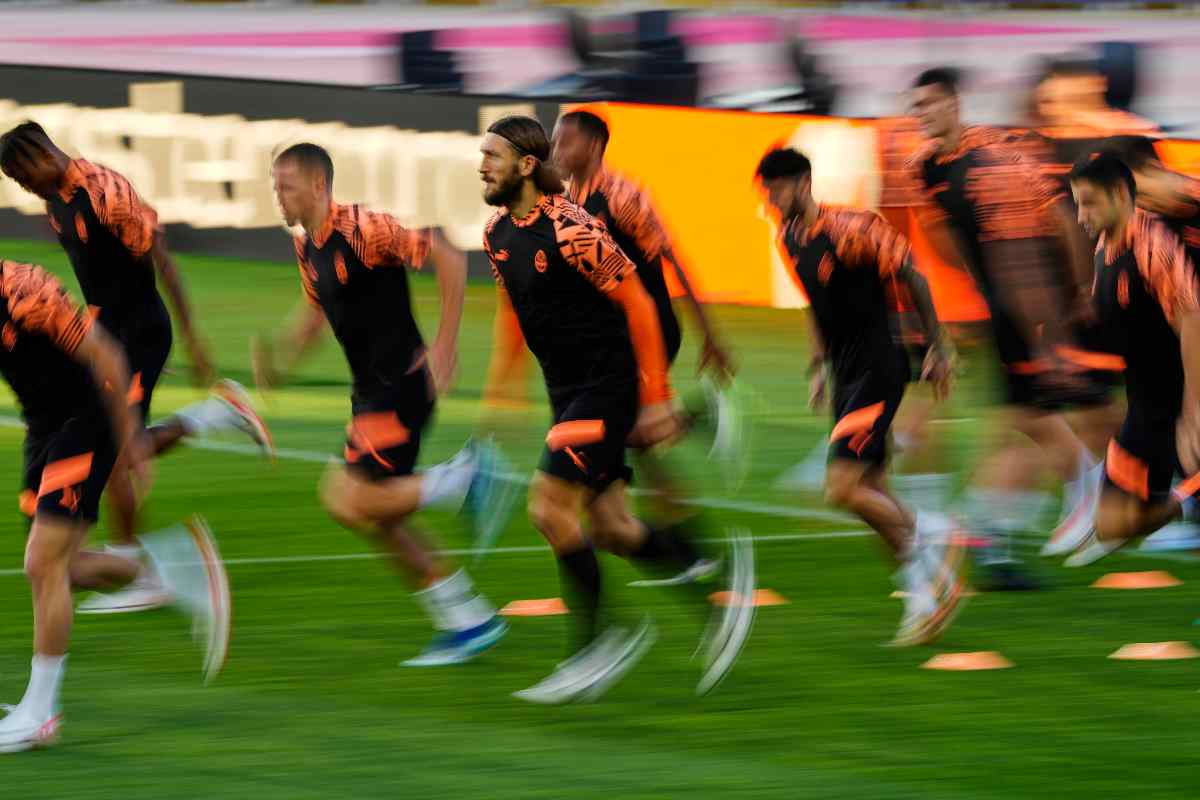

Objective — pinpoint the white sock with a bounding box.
[1063,450,1101,510]
[18,654,66,719]
[894,473,954,514]
[418,450,475,511]
[173,397,239,437]
[413,570,496,632]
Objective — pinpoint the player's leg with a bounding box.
[322,385,508,666]
[1065,420,1191,566]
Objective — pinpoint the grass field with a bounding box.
[0,237,1196,799]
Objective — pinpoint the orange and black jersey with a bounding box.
[910,126,1062,299]
[46,159,168,345]
[484,193,669,404]
[1093,209,1200,422]
[0,260,97,424]
[778,206,912,382]
[1152,177,1200,268]
[293,201,431,398]
[567,169,681,357]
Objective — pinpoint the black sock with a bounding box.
[557,545,602,651]
[632,520,705,569]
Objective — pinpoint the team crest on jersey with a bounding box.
[1,322,16,351]
[48,215,61,236]
[334,251,348,285]
[1117,271,1130,309]
[817,253,835,286]
[534,250,548,273]
[74,213,88,243]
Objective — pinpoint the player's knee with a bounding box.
[24,533,68,584]
[823,467,858,509]
[527,492,561,538]
[320,468,370,529]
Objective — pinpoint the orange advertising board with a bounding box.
[574,102,1200,323]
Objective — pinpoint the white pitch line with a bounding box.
[0,414,858,526]
[0,529,872,577]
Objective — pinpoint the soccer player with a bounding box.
[0,259,229,753]
[255,143,511,667]
[907,67,1103,587]
[1064,152,1200,563]
[550,108,736,584]
[480,115,754,703]
[0,122,272,614]
[755,147,966,646]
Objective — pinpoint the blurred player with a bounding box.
[550,108,736,584]
[0,122,272,614]
[480,115,754,703]
[756,147,966,646]
[255,143,511,667]
[1063,152,1200,563]
[0,260,229,753]
[907,68,1102,588]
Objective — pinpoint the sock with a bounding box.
[964,489,1045,565]
[413,570,495,633]
[173,397,238,437]
[894,473,953,514]
[19,654,66,719]
[104,542,144,561]
[557,545,602,652]
[418,449,475,511]
[631,521,703,569]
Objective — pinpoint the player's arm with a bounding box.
[73,324,147,475]
[5,264,145,474]
[558,219,674,446]
[425,228,467,394]
[608,176,734,381]
[661,246,735,383]
[896,255,956,399]
[482,283,529,407]
[252,242,327,392]
[93,166,214,386]
[148,232,214,386]
[1147,229,1200,473]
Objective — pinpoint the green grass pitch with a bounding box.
[0,238,1195,799]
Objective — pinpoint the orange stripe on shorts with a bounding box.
[1106,439,1149,502]
[18,489,36,517]
[1055,346,1126,373]
[546,420,605,452]
[830,402,885,443]
[127,372,144,406]
[37,453,94,498]
[1172,470,1200,503]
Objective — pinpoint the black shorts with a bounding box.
[829,359,907,467]
[1103,413,1180,505]
[21,412,118,524]
[115,306,173,421]
[990,306,1109,410]
[541,383,638,492]
[344,370,435,482]
[1055,321,1125,404]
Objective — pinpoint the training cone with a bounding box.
[709,589,788,607]
[499,598,569,617]
[1092,571,1183,590]
[1109,641,1200,661]
[921,652,1014,671]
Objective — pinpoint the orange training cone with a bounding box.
[708,589,788,607]
[1091,571,1183,589]
[1109,641,1200,660]
[921,652,1014,671]
[500,598,570,617]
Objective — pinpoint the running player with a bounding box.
[480,115,754,703]
[0,122,272,613]
[550,108,736,584]
[756,147,966,646]
[0,260,229,752]
[254,143,511,667]
[907,67,1102,588]
[1064,151,1200,563]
